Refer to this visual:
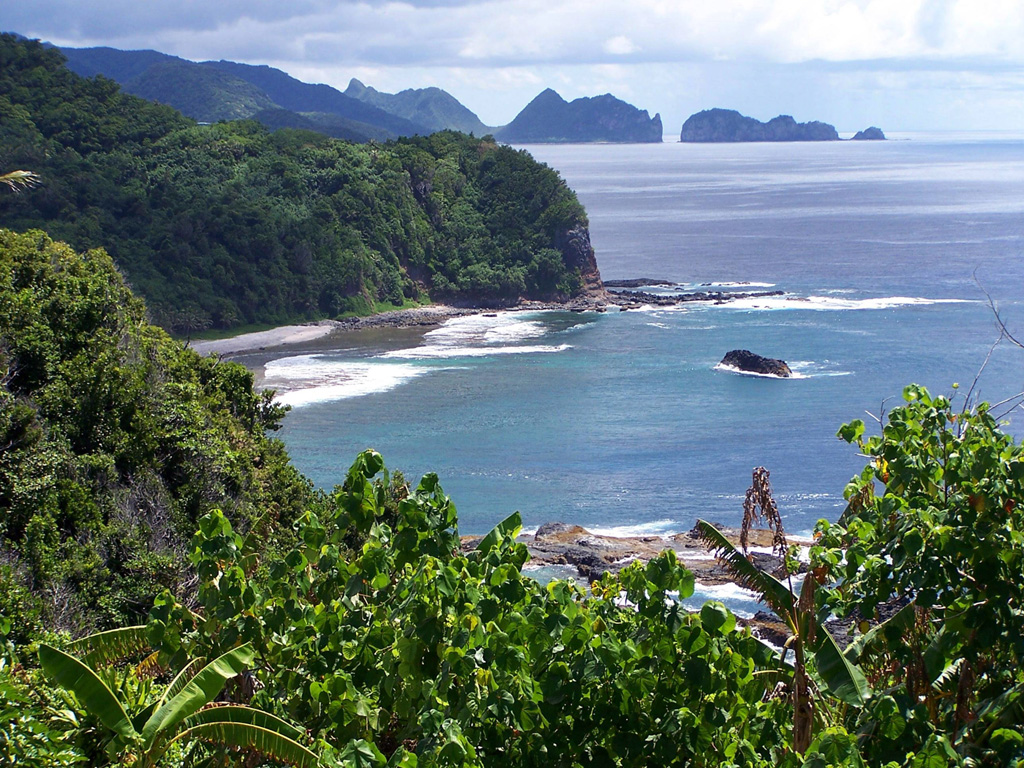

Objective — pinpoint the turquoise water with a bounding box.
[254,134,1024,548]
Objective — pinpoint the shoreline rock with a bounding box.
[461,521,804,647]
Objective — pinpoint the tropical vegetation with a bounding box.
[2,30,1024,768]
[0,35,590,334]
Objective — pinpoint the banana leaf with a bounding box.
[38,644,136,741]
[141,644,255,748]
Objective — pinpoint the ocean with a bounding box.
[240,133,1024,571]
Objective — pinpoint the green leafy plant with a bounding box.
[38,629,319,767]
[816,384,1024,764]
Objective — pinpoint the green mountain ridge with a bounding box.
[57,44,427,141]
[126,60,277,122]
[345,77,491,135]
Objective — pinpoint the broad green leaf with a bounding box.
[475,511,522,555]
[837,420,865,444]
[167,722,321,767]
[812,629,871,707]
[693,520,795,621]
[700,601,735,633]
[184,704,307,743]
[38,644,136,742]
[339,737,387,767]
[68,625,149,668]
[156,658,202,711]
[141,644,255,748]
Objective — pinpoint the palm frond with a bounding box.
[38,644,137,742]
[0,170,40,192]
[694,519,795,621]
[184,704,307,743]
[141,644,255,749]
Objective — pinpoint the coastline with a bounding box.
[189,283,786,358]
[189,298,610,357]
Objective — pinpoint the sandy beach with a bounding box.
[189,305,496,357]
[189,299,610,357]
[190,321,343,356]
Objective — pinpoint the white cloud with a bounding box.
[603,36,638,55]
[7,0,1024,129]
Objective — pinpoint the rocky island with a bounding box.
[852,126,886,140]
[680,108,839,142]
[718,349,792,378]
[496,88,662,143]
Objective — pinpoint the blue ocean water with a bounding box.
[252,134,1024,553]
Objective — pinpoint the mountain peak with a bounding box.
[497,89,662,143]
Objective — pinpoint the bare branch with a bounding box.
[975,269,1024,349]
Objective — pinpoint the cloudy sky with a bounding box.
[5,0,1024,132]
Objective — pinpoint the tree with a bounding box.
[696,468,869,755]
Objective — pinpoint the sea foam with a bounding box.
[264,356,426,407]
[720,294,969,311]
[382,312,570,360]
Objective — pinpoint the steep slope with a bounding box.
[59,44,180,82]
[345,78,489,135]
[680,108,839,142]
[0,228,310,633]
[126,60,276,122]
[253,107,393,142]
[496,88,662,143]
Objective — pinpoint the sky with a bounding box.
[5,0,1024,132]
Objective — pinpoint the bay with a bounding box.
[256,133,1024,546]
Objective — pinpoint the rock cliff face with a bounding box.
[497,88,662,143]
[852,126,886,140]
[556,224,606,298]
[719,350,792,378]
[680,108,839,142]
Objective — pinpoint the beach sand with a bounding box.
[190,321,343,357]
[189,306,485,357]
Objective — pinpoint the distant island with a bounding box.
[496,88,662,144]
[679,108,886,143]
[852,126,886,140]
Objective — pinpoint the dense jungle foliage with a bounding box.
[3,229,1024,767]
[0,229,311,636]
[0,35,589,333]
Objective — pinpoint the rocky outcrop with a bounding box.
[680,108,839,142]
[852,126,886,140]
[719,349,792,378]
[556,224,606,298]
[497,88,662,143]
[608,288,783,309]
[603,278,676,288]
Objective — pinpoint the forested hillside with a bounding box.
[0,229,311,636]
[0,36,599,333]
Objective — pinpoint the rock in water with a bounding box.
[720,349,792,378]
